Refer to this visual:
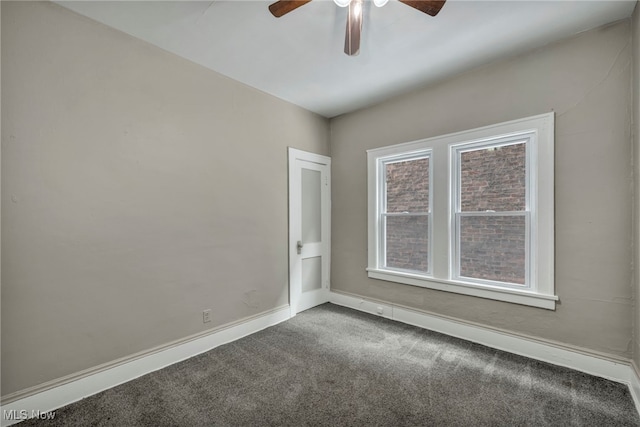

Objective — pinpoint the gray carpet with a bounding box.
[21,303,640,426]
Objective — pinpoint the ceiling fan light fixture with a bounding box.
[268,0,448,55]
[352,0,362,16]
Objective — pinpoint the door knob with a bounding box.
[297,241,303,254]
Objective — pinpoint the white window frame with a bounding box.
[378,151,433,276]
[451,137,532,290]
[367,113,557,310]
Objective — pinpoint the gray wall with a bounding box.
[331,20,634,359]
[634,3,640,370]
[1,1,329,396]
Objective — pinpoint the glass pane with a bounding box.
[460,143,525,212]
[302,256,322,293]
[385,215,429,273]
[459,215,526,285]
[385,157,429,213]
[302,168,321,244]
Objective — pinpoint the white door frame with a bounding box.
[288,147,331,316]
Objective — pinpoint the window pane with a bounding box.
[385,215,429,273]
[460,143,525,212]
[385,157,429,213]
[301,168,321,244]
[459,215,525,285]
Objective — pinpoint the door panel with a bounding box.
[302,257,323,292]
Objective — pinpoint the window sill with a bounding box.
[366,268,557,310]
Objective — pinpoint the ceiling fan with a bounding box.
[268,0,447,56]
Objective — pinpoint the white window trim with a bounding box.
[367,113,556,310]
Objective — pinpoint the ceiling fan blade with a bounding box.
[344,0,363,56]
[268,0,312,18]
[398,0,446,17]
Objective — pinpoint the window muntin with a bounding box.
[452,140,530,289]
[379,153,432,275]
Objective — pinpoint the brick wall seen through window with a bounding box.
[384,158,429,272]
[384,145,526,284]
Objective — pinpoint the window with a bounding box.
[367,113,556,309]
[380,152,432,274]
[452,140,529,288]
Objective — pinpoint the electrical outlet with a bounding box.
[203,309,212,323]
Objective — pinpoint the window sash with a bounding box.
[452,211,530,289]
[381,154,431,214]
[454,139,530,214]
[380,212,432,275]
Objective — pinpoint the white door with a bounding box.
[288,148,331,316]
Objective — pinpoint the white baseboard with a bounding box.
[0,306,291,427]
[330,291,636,392]
[631,362,640,415]
[3,294,638,425]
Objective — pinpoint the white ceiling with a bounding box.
[57,0,637,118]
